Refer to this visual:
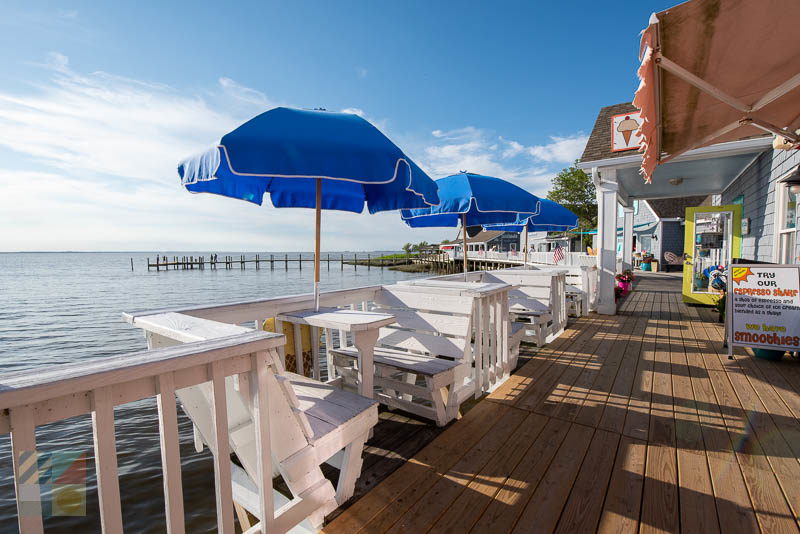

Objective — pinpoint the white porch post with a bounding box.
[595,167,618,315]
[622,206,634,271]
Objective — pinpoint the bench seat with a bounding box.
[331,346,461,377]
[286,372,378,449]
[326,285,478,427]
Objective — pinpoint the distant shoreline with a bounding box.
[0,250,405,254]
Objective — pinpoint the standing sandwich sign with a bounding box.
[727,264,800,356]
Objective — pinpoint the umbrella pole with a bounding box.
[523,229,528,267]
[462,213,468,280]
[315,178,321,311]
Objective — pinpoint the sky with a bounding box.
[0,0,677,252]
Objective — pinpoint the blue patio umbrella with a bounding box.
[400,172,541,274]
[482,199,579,262]
[178,107,440,308]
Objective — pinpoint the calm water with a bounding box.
[0,252,425,533]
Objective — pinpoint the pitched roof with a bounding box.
[579,102,640,163]
[455,230,508,244]
[646,196,711,218]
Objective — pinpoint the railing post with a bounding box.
[208,361,235,533]
[10,406,44,534]
[250,351,275,531]
[91,386,124,533]
[157,373,186,534]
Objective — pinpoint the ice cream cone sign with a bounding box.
[611,111,643,152]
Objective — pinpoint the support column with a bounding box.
[622,206,634,272]
[595,167,618,315]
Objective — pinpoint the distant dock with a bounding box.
[145,253,414,272]
[140,251,521,273]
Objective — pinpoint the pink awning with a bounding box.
[633,0,800,182]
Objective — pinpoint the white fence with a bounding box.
[449,249,596,267]
[0,332,286,534]
[524,251,597,267]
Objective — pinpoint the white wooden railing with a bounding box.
[422,269,567,340]
[0,331,288,534]
[451,250,596,267]
[129,285,383,327]
[125,285,384,377]
[512,264,599,313]
[524,251,596,267]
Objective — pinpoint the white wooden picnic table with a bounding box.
[276,307,396,399]
[396,279,514,396]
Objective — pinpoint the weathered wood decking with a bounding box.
[323,272,800,534]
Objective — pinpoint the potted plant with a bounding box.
[615,270,633,295]
[640,253,654,271]
[714,294,725,323]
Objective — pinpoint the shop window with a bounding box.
[776,174,799,264]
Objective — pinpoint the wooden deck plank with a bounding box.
[694,302,800,532]
[322,400,505,534]
[639,291,680,534]
[621,296,657,441]
[553,428,621,533]
[536,319,612,419]
[550,294,642,422]
[382,407,529,534]
[509,423,595,534]
[486,316,596,406]
[596,313,649,434]
[570,307,643,427]
[323,273,800,534]
[596,436,647,534]
[705,363,800,533]
[514,316,608,413]
[468,417,572,534]
[427,412,549,534]
[669,292,721,534]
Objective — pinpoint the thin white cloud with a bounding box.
[413,126,562,197]
[218,77,274,108]
[527,134,589,163]
[0,56,448,251]
[0,54,584,251]
[0,59,253,184]
[500,137,525,158]
[356,67,368,79]
[340,107,365,117]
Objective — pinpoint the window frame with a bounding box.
[774,166,800,264]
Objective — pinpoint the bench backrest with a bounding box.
[505,265,596,311]
[131,312,314,472]
[483,270,567,327]
[372,286,475,360]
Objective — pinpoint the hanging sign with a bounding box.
[611,112,643,152]
[728,264,800,353]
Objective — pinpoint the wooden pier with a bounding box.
[142,251,592,274]
[145,253,413,272]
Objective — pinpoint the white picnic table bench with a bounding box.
[396,279,523,395]
[512,264,598,315]
[480,270,568,345]
[276,307,396,400]
[124,311,379,532]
